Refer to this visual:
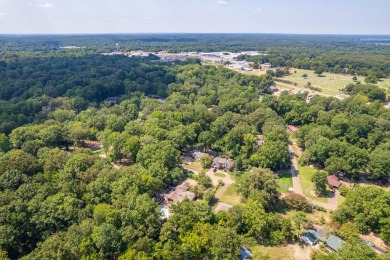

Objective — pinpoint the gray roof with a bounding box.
[105,97,119,103]
[326,235,345,251]
[302,230,320,244]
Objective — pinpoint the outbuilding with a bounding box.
[301,230,320,246]
[325,235,345,252]
[287,125,299,133]
[327,175,342,189]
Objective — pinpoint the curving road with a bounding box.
[289,142,338,211]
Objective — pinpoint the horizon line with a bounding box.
[0,32,389,37]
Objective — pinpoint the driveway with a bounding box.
[289,143,338,211]
[185,166,234,199]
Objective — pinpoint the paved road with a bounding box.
[289,143,338,211]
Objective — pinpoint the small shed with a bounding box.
[301,230,320,246]
[287,125,299,133]
[327,175,342,189]
[269,86,279,92]
[326,235,345,252]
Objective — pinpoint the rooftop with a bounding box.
[326,235,345,251]
[302,230,320,244]
[327,175,342,188]
[287,125,299,133]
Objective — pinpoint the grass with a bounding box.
[93,149,106,155]
[218,184,242,206]
[213,172,226,178]
[298,165,329,203]
[337,194,346,206]
[181,161,203,172]
[250,245,295,260]
[276,172,293,192]
[277,68,390,96]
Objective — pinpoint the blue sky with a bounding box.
[0,0,389,34]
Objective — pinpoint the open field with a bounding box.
[251,244,312,260]
[279,68,390,96]
[298,166,329,203]
[276,172,293,192]
[218,184,242,206]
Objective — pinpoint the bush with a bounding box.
[338,186,350,197]
[313,205,326,212]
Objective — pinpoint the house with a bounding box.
[301,230,320,246]
[212,157,234,171]
[240,246,252,260]
[263,63,272,69]
[188,149,209,160]
[269,86,279,92]
[105,97,119,105]
[192,151,209,160]
[325,235,345,252]
[287,125,299,133]
[164,182,196,203]
[327,175,342,189]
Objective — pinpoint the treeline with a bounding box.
[1,34,390,78]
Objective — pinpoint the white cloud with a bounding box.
[218,0,229,4]
[143,16,154,20]
[252,7,262,13]
[0,12,7,17]
[37,3,54,8]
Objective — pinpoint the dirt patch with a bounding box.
[292,244,313,260]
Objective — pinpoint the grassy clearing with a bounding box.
[181,161,203,172]
[276,172,293,192]
[218,184,242,206]
[213,172,226,178]
[278,68,390,96]
[250,245,295,260]
[298,165,329,203]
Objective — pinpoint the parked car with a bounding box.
[365,240,375,247]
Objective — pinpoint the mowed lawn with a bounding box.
[181,161,203,172]
[276,172,293,192]
[298,165,328,203]
[213,171,226,178]
[278,68,390,96]
[218,184,242,206]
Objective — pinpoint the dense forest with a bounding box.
[0,35,389,259]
